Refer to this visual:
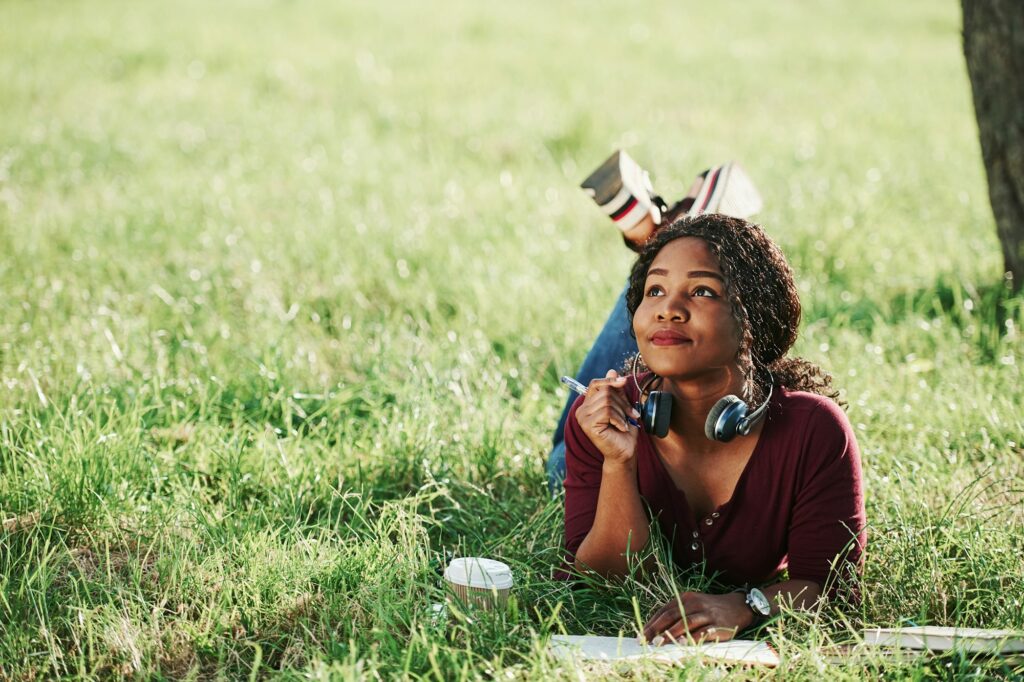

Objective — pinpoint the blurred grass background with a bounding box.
[1,0,1022,678]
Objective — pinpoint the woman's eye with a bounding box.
[645,286,664,297]
[693,286,718,298]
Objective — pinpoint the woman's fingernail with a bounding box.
[631,408,641,418]
[652,635,665,647]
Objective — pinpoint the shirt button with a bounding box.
[712,512,720,518]
[692,531,699,538]
[705,518,713,526]
[691,542,699,551]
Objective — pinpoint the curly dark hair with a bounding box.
[625,214,839,404]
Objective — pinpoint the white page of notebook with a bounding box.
[549,635,780,667]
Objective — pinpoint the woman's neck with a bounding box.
[659,367,747,453]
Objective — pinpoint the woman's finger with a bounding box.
[607,391,639,420]
[641,602,682,642]
[601,403,634,432]
[578,397,632,433]
[576,386,622,416]
[579,380,637,433]
[594,390,637,426]
[586,387,630,414]
[587,373,628,394]
[579,380,627,405]
[642,592,699,640]
[660,610,711,644]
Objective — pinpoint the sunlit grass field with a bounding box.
[1,0,1022,678]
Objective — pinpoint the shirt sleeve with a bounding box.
[562,395,607,559]
[786,399,867,599]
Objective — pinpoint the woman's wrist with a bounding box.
[726,591,757,631]
[601,457,637,477]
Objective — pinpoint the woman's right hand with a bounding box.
[574,369,641,465]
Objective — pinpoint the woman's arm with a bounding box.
[761,579,821,614]
[641,579,822,643]
[573,458,651,577]
[565,370,650,578]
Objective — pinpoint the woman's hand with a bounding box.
[574,369,641,465]
[641,591,754,645]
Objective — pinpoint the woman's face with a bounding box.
[632,237,742,381]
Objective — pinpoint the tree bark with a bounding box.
[962,0,1024,291]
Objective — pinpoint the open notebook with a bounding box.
[549,635,780,667]
[863,626,1024,654]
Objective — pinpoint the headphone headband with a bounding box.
[737,381,773,436]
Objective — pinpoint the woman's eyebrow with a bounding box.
[646,267,724,281]
[687,270,725,281]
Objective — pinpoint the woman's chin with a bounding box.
[645,363,728,385]
[644,363,699,381]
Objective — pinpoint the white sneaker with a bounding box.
[581,149,662,232]
[687,162,763,219]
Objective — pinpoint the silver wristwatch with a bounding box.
[743,587,771,622]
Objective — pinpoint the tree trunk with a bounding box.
[962,0,1024,292]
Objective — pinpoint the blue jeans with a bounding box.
[547,283,637,492]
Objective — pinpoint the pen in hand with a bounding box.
[560,376,641,429]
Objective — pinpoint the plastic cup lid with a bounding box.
[443,557,513,590]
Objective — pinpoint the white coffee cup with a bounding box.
[443,557,513,609]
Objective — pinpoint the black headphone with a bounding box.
[630,355,773,442]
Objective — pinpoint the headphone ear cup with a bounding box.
[704,395,748,442]
[642,391,673,438]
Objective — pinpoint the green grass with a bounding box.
[1,0,1022,678]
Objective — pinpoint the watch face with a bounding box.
[748,588,771,616]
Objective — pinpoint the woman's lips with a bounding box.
[650,330,692,346]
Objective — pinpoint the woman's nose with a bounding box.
[656,293,690,321]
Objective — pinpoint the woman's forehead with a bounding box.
[648,237,722,274]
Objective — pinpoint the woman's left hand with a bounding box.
[641,591,754,645]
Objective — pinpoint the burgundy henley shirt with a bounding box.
[563,383,867,591]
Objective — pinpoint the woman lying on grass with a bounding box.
[562,214,867,644]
